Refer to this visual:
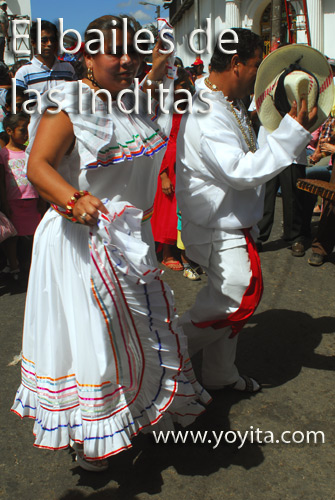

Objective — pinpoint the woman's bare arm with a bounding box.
[28,110,108,225]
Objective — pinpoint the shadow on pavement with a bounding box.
[237,309,335,388]
[58,391,264,497]
[55,309,335,497]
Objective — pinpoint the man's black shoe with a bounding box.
[308,253,324,266]
[291,242,305,257]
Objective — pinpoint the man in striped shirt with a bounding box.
[15,20,77,99]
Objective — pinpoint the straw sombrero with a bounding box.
[255,44,334,133]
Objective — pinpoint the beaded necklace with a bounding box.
[204,77,257,153]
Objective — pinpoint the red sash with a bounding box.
[192,228,263,338]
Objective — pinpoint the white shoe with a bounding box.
[226,375,261,393]
[183,266,201,281]
[204,375,261,393]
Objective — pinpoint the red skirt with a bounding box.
[8,198,41,236]
[151,114,182,245]
[151,156,178,245]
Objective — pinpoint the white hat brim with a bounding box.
[255,44,334,133]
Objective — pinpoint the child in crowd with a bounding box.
[0,113,42,279]
[4,87,26,115]
[0,87,27,135]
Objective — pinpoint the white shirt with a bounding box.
[15,56,77,98]
[176,77,311,253]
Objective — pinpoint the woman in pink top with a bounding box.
[0,113,41,278]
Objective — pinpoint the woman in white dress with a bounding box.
[11,15,210,471]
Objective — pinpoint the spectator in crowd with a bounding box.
[0,61,10,129]
[308,137,335,266]
[15,20,77,99]
[0,113,42,280]
[0,1,9,63]
[174,56,183,68]
[4,87,27,115]
[9,60,29,78]
[192,57,205,80]
[151,67,200,279]
[301,117,334,237]
[256,141,308,256]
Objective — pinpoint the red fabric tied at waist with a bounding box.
[192,228,263,338]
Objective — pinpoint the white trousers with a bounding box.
[179,237,252,387]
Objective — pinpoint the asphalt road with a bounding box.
[1,199,334,500]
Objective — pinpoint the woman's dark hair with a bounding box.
[30,20,58,44]
[3,112,29,131]
[174,67,195,94]
[84,15,137,53]
[174,57,184,68]
[10,60,29,75]
[210,28,263,73]
[0,61,10,85]
[0,130,9,146]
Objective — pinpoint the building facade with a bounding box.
[166,0,335,69]
[5,0,32,65]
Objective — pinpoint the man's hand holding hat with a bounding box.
[288,97,318,131]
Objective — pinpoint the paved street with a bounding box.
[1,200,334,500]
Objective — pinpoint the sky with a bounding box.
[31,0,168,36]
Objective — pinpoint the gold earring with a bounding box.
[87,67,102,89]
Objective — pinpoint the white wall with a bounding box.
[5,0,32,65]
[323,0,335,58]
[7,0,30,17]
[172,0,335,67]
[174,1,238,71]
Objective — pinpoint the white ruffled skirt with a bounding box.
[11,201,210,460]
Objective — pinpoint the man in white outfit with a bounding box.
[176,29,317,392]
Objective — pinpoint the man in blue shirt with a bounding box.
[15,20,76,99]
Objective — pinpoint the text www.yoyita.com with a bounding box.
[152,428,325,450]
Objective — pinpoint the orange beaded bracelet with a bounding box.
[65,190,91,221]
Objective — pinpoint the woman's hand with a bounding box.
[309,151,323,165]
[160,171,174,196]
[72,194,109,226]
[150,38,172,82]
[320,138,335,155]
[288,98,318,131]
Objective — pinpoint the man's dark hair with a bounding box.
[3,112,29,131]
[30,20,58,44]
[0,61,10,85]
[210,28,263,73]
[5,87,26,106]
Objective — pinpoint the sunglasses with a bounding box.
[41,36,57,45]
